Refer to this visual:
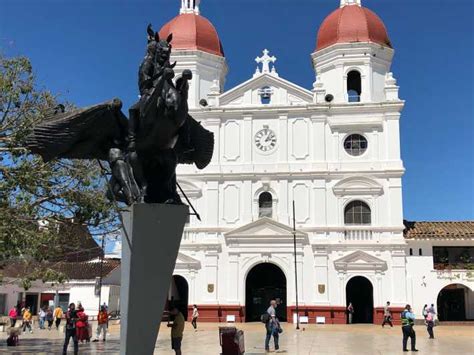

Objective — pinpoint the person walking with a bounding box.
[382,301,393,327]
[46,307,54,330]
[426,309,435,339]
[422,304,428,320]
[38,307,46,329]
[347,302,354,324]
[191,305,199,330]
[8,306,18,328]
[401,304,418,352]
[428,304,436,316]
[63,303,79,355]
[167,306,185,355]
[93,305,109,342]
[264,300,280,352]
[22,307,33,333]
[54,305,63,330]
[75,305,89,343]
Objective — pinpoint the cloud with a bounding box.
[105,240,122,259]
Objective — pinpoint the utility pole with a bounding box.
[292,200,300,330]
[97,234,106,311]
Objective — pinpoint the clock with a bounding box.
[255,127,277,152]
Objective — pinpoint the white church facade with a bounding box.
[2,0,472,325]
[163,0,474,324]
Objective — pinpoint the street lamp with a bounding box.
[292,200,300,330]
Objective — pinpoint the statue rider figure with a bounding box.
[129,25,192,152]
[128,25,173,151]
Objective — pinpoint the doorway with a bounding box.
[168,275,189,321]
[25,293,39,315]
[346,276,374,323]
[245,263,287,322]
[437,284,471,321]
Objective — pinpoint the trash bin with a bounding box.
[219,326,245,355]
[235,329,245,354]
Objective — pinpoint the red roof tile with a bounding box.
[403,221,474,240]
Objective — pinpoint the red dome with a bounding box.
[316,5,391,51]
[159,13,224,57]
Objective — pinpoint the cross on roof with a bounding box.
[340,0,361,7]
[255,49,277,75]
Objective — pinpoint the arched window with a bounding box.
[347,70,361,102]
[409,248,413,256]
[344,200,371,225]
[259,192,273,218]
[419,248,423,256]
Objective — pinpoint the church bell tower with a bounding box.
[159,0,228,109]
[311,0,400,104]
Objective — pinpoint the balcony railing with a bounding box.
[343,229,373,241]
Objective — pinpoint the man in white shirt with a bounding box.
[264,300,279,352]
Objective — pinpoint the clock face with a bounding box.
[255,128,277,152]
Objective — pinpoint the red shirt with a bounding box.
[98,311,108,325]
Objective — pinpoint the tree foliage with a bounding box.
[0,55,119,288]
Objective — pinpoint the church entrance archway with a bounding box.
[346,276,374,323]
[245,263,287,322]
[437,284,473,321]
[168,275,189,321]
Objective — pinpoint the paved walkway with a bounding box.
[1,322,473,354]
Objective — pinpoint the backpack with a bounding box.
[260,313,270,323]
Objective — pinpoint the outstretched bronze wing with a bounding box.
[25,99,128,162]
[176,115,214,170]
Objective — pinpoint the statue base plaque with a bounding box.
[120,203,188,355]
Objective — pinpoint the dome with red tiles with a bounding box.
[159,13,224,57]
[316,4,392,51]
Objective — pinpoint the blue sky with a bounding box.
[1,0,473,222]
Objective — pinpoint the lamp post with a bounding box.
[97,234,106,311]
[292,200,300,330]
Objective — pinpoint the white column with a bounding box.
[386,114,401,161]
[314,248,329,303]
[188,271,196,304]
[391,249,407,305]
[297,259,304,304]
[242,180,252,223]
[278,114,288,165]
[227,254,240,303]
[338,272,346,305]
[204,252,219,303]
[375,272,383,306]
[205,118,221,167]
[206,181,219,225]
[278,180,289,225]
[314,180,327,225]
[311,116,326,162]
[242,115,252,163]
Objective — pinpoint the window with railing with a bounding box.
[433,246,474,270]
[258,192,273,218]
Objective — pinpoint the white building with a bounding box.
[1,0,472,325]
[161,0,474,323]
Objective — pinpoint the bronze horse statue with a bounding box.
[25,25,213,205]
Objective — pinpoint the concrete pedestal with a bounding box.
[120,203,188,355]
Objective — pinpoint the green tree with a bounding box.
[0,55,119,288]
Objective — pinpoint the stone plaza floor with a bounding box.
[1,322,473,354]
